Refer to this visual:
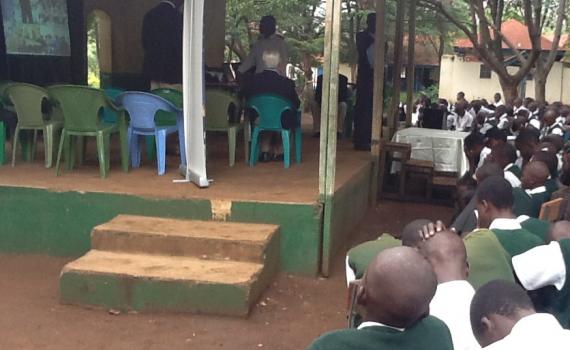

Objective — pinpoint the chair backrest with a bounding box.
[119,91,179,130]
[382,141,412,162]
[247,94,294,130]
[6,83,49,127]
[48,85,109,131]
[102,87,126,123]
[539,198,564,222]
[151,88,183,108]
[0,81,16,108]
[205,89,239,129]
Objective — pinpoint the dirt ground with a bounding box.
[0,200,453,350]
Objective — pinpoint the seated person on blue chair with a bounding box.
[240,51,300,162]
[311,73,349,138]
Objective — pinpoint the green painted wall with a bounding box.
[0,186,322,275]
[322,163,372,274]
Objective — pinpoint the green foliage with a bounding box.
[86,15,100,88]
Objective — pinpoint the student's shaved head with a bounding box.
[359,247,437,328]
[476,162,504,183]
[401,219,432,247]
[547,221,570,243]
[521,161,549,190]
[418,230,468,283]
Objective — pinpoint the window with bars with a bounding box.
[480,65,492,79]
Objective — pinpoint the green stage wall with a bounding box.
[0,187,322,276]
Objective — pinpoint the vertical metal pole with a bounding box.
[405,0,416,127]
[319,0,342,277]
[369,0,387,203]
[388,0,406,138]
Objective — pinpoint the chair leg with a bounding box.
[66,135,75,170]
[31,129,38,163]
[281,130,291,169]
[0,121,5,165]
[119,124,129,173]
[228,128,236,167]
[249,128,261,167]
[243,126,250,165]
[295,127,302,164]
[145,136,156,162]
[11,124,20,167]
[55,129,66,176]
[129,131,142,169]
[155,130,167,176]
[96,133,108,178]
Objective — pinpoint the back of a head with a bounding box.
[548,220,570,242]
[476,162,504,183]
[401,219,431,247]
[418,230,467,281]
[486,127,508,144]
[542,134,564,153]
[476,176,513,210]
[361,247,437,328]
[366,13,376,31]
[465,132,485,151]
[522,160,550,189]
[531,150,558,179]
[516,128,540,146]
[491,143,517,167]
[470,280,535,346]
[259,15,277,38]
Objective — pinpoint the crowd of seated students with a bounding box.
[308,95,570,348]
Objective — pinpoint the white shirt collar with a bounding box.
[358,321,405,332]
[511,313,563,336]
[504,163,515,171]
[161,0,176,8]
[516,215,531,223]
[526,186,547,195]
[490,218,522,230]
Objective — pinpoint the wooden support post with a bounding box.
[318,0,342,277]
[369,0,387,203]
[405,0,416,127]
[388,0,406,138]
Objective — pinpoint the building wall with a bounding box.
[439,55,570,103]
[83,0,226,75]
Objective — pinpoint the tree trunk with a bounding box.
[534,53,549,103]
[499,78,519,103]
[388,0,406,137]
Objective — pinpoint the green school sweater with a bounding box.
[519,217,550,242]
[464,229,515,289]
[534,239,570,328]
[513,188,533,217]
[506,164,522,179]
[528,191,551,218]
[491,228,544,257]
[347,235,401,279]
[307,316,454,350]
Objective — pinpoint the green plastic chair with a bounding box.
[48,85,129,178]
[7,83,63,168]
[205,89,249,166]
[247,94,302,168]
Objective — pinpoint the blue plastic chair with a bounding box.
[103,87,126,124]
[118,92,186,175]
[247,94,302,168]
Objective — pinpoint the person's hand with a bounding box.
[418,220,447,241]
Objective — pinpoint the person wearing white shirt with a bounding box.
[470,280,570,349]
[419,230,481,350]
[449,102,473,131]
[492,93,504,109]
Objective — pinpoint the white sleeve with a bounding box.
[553,128,564,136]
[529,119,541,129]
[512,241,567,291]
[346,255,356,287]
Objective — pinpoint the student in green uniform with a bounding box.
[513,221,570,328]
[345,219,430,283]
[470,280,570,348]
[417,220,515,290]
[307,247,454,350]
[517,215,550,242]
[513,186,533,216]
[521,161,551,217]
[476,176,543,257]
[531,150,559,195]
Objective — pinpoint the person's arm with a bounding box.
[237,43,257,74]
[512,241,567,291]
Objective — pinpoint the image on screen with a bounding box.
[1,0,71,56]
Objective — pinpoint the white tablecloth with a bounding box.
[392,128,469,176]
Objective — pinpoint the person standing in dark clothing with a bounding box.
[20,0,33,24]
[353,13,376,151]
[142,0,184,89]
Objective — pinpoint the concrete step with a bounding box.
[92,215,280,264]
[60,250,274,316]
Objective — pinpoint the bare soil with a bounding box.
[0,201,453,350]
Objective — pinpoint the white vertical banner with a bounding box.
[182,0,209,187]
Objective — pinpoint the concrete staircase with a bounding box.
[59,215,280,317]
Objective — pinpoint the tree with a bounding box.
[419,0,549,101]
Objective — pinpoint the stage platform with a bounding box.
[0,130,373,276]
